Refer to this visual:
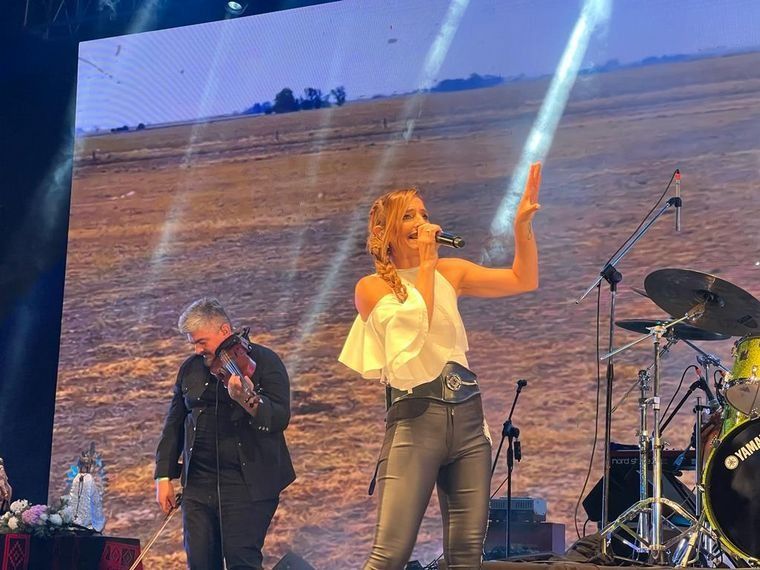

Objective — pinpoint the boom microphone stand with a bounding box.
[576,172,681,527]
[491,379,527,559]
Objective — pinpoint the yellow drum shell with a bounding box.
[726,336,760,416]
[702,410,760,564]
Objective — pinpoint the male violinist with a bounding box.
[155,297,295,570]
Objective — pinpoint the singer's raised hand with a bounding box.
[436,163,541,298]
[514,162,542,232]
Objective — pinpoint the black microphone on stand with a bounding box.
[674,169,682,232]
[436,230,465,248]
[698,376,720,412]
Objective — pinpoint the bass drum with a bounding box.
[704,415,760,564]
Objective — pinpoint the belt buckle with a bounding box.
[444,372,462,392]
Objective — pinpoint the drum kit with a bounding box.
[598,267,760,567]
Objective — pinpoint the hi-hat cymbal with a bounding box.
[644,269,760,337]
[615,319,730,341]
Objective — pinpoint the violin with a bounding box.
[209,330,261,409]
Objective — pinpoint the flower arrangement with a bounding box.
[0,497,75,537]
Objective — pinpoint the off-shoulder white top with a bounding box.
[338,266,469,391]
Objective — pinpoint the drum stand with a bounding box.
[599,313,719,565]
[671,347,741,568]
[671,400,723,568]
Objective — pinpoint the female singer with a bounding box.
[339,163,542,569]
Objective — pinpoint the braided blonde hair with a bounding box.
[366,188,420,302]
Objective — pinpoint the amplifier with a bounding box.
[484,521,566,558]
[488,496,547,523]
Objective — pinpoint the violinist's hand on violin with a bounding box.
[228,374,260,412]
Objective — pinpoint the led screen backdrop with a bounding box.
[54,0,760,566]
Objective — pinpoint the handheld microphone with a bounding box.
[675,169,681,232]
[436,231,465,249]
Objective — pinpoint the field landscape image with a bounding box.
[50,0,760,567]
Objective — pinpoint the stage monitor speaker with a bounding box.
[483,521,566,559]
[582,461,695,524]
[272,551,315,570]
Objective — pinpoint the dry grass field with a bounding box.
[50,51,760,567]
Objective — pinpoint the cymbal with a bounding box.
[630,286,650,299]
[644,269,760,337]
[615,319,730,341]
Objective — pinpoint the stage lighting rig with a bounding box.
[21,0,143,39]
[225,1,248,17]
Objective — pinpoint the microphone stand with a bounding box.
[491,379,527,559]
[659,377,706,435]
[576,193,681,528]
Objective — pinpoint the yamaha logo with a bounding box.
[726,434,760,469]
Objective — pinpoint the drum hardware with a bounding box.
[576,172,683,528]
[643,269,760,338]
[611,339,677,416]
[630,286,650,299]
[635,369,650,547]
[671,401,722,568]
[616,319,731,342]
[605,268,760,566]
[611,315,729,417]
[599,310,717,564]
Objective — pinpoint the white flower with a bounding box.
[60,507,73,524]
[7,517,18,530]
[39,513,49,522]
[10,499,29,514]
[49,514,63,526]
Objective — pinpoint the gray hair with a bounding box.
[177,297,232,334]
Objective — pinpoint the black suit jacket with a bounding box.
[155,343,296,500]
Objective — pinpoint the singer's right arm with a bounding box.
[438,162,541,298]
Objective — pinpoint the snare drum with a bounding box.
[725,335,760,416]
[703,411,760,564]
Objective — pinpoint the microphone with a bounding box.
[699,376,720,411]
[674,169,681,232]
[436,231,465,249]
[517,379,528,388]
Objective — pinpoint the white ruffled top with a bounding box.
[339,266,469,391]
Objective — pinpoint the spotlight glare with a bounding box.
[225,1,247,17]
[484,0,611,262]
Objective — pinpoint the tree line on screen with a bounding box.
[242,74,507,116]
[244,86,347,115]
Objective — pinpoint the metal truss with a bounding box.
[22,0,145,39]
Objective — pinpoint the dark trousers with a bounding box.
[182,482,279,570]
[364,396,492,570]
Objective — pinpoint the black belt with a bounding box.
[388,362,479,406]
